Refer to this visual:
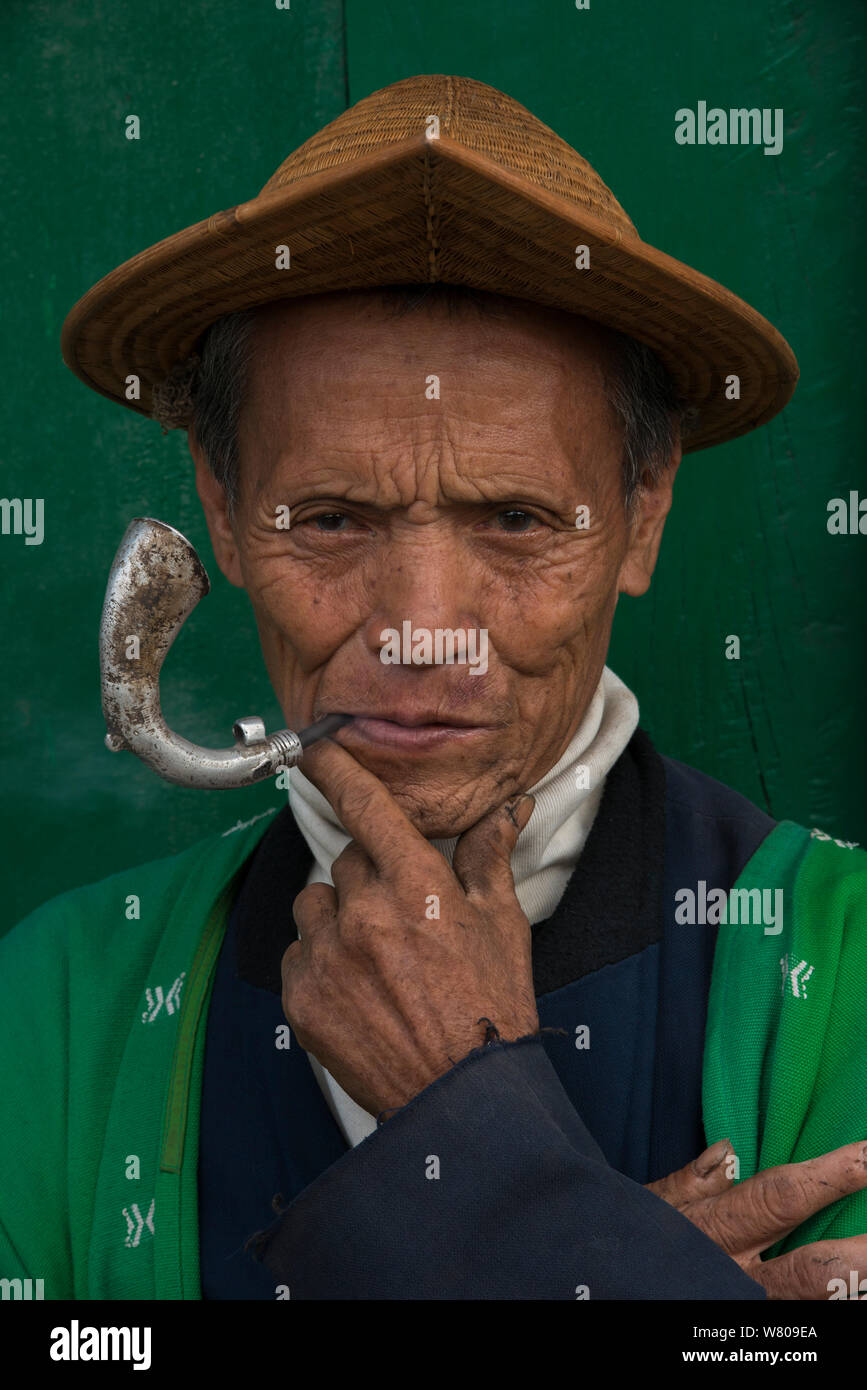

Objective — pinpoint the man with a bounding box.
[1,74,865,1301]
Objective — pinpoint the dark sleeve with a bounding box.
[246,1036,767,1300]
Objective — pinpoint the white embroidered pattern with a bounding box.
[141,973,186,1023]
[123,1199,155,1248]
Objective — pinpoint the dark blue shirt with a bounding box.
[198,729,773,1299]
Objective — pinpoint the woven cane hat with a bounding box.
[61,73,798,452]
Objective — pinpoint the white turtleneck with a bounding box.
[286,665,639,1147]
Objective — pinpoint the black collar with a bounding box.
[232,727,666,998]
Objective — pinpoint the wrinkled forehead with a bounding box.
[236,289,623,502]
[245,286,618,389]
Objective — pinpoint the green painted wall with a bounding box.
[0,0,348,933]
[1,0,864,936]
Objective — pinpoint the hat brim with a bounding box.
[61,133,798,454]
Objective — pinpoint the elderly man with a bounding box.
[1,75,865,1303]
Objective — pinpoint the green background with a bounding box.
[1,0,864,935]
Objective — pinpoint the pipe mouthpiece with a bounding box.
[297,714,354,749]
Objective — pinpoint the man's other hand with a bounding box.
[647,1137,867,1299]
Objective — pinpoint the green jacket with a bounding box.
[0,810,864,1299]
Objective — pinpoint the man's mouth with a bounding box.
[324,709,499,752]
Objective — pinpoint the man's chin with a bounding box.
[313,728,517,837]
[365,771,504,841]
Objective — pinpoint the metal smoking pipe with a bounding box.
[99,516,349,788]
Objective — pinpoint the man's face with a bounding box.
[194,290,678,837]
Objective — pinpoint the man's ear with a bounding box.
[617,447,681,598]
[190,430,245,589]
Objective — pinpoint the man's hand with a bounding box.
[647,1137,867,1298]
[280,738,538,1117]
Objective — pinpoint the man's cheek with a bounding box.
[241,607,320,714]
[249,574,355,661]
[504,545,617,621]
[496,592,602,671]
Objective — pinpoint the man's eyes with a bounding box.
[488,509,539,533]
[302,509,544,533]
[311,512,353,531]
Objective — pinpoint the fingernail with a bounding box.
[694,1137,731,1177]
[508,794,535,832]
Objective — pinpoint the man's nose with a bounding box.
[361,533,479,659]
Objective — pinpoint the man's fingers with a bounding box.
[716,1140,867,1255]
[646,1138,736,1207]
[648,1139,867,1270]
[452,793,535,898]
[329,839,375,894]
[291,881,338,941]
[299,736,432,876]
[754,1234,867,1300]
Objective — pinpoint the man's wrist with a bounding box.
[370,1014,543,1121]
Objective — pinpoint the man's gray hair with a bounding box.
[151,284,698,515]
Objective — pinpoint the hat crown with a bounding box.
[61,72,798,454]
[260,73,638,239]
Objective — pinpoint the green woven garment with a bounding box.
[703,821,867,1258]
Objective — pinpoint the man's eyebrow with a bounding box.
[269,474,579,505]
[279,491,577,517]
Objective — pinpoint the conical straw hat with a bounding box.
[61,73,798,453]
